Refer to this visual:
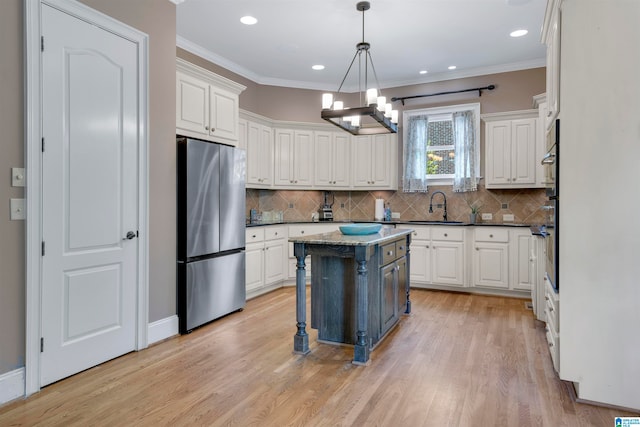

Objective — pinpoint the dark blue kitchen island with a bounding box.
[290,228,412,364]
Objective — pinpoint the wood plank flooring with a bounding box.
[1,288,637,426]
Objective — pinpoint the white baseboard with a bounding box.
[0,368,25,406]
[148,315,179,345]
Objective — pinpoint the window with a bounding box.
[402,103,480,191]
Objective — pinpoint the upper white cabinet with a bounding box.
[176,58,246,145]
[352,133,397,189]
[483,111,539,189]
[246,120,274,188]
[542,0,561,132]
[274,128,314,188]
[314,131,351,189]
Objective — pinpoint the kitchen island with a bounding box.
[290,228,412,364]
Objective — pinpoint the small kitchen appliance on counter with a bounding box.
[318,191,334,221]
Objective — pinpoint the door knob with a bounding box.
[123,231,137,240]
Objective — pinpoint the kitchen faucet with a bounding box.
[429,191,448,221]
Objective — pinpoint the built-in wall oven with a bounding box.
[542,119,559,291]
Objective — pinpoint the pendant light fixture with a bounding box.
[320,1,398,135]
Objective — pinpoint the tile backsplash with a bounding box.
[247,185,547,225]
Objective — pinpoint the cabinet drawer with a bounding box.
[431,227,464,241]
[395,240,407,258]
[288,223,340,238]
[381,242,398,265]
[246,227,265,244]
[265,225,287,241]
[409,226,430,241]
[474,228,509,243]
[545,326,560,372]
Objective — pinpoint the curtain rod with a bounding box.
[391,85,496,106]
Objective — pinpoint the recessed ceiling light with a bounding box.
[240,16,258,25]
[312,65,325,71]
[419,70,428,75]
[510,29,528,37]
[448,65,457,70]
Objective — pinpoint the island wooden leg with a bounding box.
[405,239,412,314]
[293,243,309,355]
[353,249,369,365]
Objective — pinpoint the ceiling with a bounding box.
[175,0,547,92]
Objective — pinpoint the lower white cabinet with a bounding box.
[510,229,534,291]
[410,226,465,287]
[544,276,560,373]
[287,223,344,279]
[472,228,509,289]
[245,225,287,298]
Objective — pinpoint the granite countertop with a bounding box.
[288,228,412,246]
[248,219,534,228]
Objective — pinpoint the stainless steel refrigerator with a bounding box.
[177,136,246,334]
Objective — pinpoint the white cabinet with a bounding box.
[472,228,509,289]
[246,120,274,188]
[408,226,431,283]
[533,96,552,187]
[510,229,533,291]
[484,116,537,188]
[287,223,344,279]
[531,235,547,322]
[245,225,287,298]
[176,59,245,145]
[274,128,314,187]
[352,133,396,189]
[544,276,560,373]
[431,227,465,287]
[542,0,560,132]
[314,131,351,189]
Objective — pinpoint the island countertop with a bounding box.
[288,227,412,246]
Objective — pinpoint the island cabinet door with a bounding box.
[380,262,398,336]
[396,256,407,314]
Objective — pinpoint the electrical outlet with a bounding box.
[481,213,492,221]
[503,214,514,222]
[10,198,25,220]
[391,212,400,219]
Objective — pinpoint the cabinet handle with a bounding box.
[205,126,209,130]
[548,342,554,348]
[426,245,429,248]
[444,233,448,237]
[275,232,278,236]
[252,234,256,238]
[387,251,394,256]
[475,247,479,251]
[545,295,550,301]
[301,231,305,234]
[489,234,493,238]
[399,246,405,250]
[547,111,553,117]
[549,307,554,312]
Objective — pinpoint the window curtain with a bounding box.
[402,114,429,192]
[452,110,478,192]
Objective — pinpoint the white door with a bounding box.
[40,4,139,386]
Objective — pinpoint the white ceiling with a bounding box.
[176,0,547,92]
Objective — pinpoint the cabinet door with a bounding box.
[472,243,509,289]
[237,118,247,151]
[511,232,533,291]
[246,121,273,187]
[332,133,351,188]
[485,121,512,186]
[545,5,560,131]
[245,243,264,292]
[264,239,286,285]
[176,71,209,136]
[352,135,374,187]
[396,256,407,314]
[409,240,430,283]
[314,131,333,187]
[209,86,239,144]
[511,118,536,185]
[293,130,314,187]
[380,262,397,335]
[274,129,294,186]
[431,241,465,286]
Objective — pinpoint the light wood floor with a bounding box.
[1,288,636,426]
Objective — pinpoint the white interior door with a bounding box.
[40,3,139,386]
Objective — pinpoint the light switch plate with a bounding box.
[503,214,514,222]
[481,213,492,220]
[10,198,25,220]
[12,168,25,187]
[391,212,400,219]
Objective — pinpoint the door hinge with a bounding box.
[41,241,45,256]
[40,337,44,353]
[42,137,45,152]
[41,36,44,52]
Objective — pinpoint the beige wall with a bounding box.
[0,0,544,379]
[0,0,26,375]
